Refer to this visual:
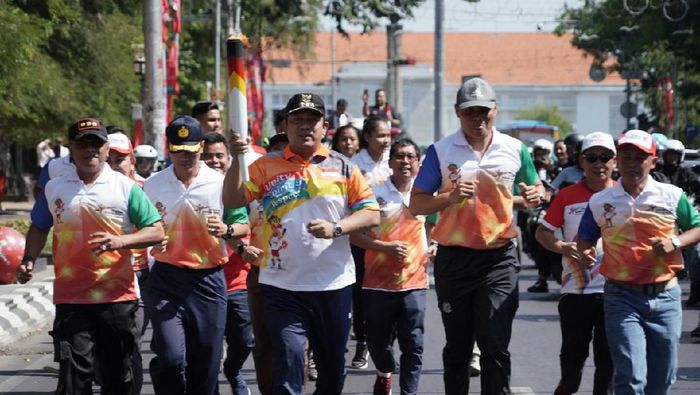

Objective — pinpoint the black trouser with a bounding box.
[434,243,519,395]
[53,301,139,395]
[351,244,366,343]
[558,293,613,395]
[535,247,563,284]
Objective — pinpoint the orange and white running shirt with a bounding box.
[352,148,392,187]
[244,145,379,291]
[363,179,428,291]
[415,128,539,250]
[40,166,161,304]
[578,176,700,284]
[144,163,248,270]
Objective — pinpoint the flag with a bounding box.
[664,77,674,129]
[246,47,265,145]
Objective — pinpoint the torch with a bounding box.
[226,33,249,180]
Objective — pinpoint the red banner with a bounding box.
[246,48,265,144]
[664,77,674,129]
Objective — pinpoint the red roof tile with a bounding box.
[263,32,623,85]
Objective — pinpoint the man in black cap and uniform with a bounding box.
[144,115,249,394]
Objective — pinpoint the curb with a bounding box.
[0,258,54,348]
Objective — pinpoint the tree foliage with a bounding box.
[0,0,142,147]
[515,105,573,137]
[555,0,700,140]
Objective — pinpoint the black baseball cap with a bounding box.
[68,118,108,141]
[284,93,325,116]
[166,115,203,153]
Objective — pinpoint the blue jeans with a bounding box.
[262,284,352,395]
[603,282,682,395]
[223,290,255,395]
[364,289,426,395]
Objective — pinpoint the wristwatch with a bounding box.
[222,224,235,240]
[332,223,343,238]
[671,236,681,250]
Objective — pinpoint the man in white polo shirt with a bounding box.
[18,118,164,394]
[577,129,700,395]
[144,116,249,395]
[536,132,616,395]
[409,78,544,395]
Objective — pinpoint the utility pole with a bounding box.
[434,0,445,142]
[387,16,403,114]
[331,26,337,110]
[143,0,166,156]
[214,0,221,101]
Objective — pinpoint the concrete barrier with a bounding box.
[0,257,54,348]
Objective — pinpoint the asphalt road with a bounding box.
[0,257,699,394]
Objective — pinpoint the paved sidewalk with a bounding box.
[0,259,54,348]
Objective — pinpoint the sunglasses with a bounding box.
[583,154,614,164]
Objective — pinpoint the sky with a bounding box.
[322,0,585,33]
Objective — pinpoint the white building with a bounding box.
[263,32,630,146]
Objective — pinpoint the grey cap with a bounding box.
[456,78,496,109]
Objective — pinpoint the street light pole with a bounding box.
[143,0,167,156]
[434,0,445,142]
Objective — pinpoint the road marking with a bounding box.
[512,387,536,395]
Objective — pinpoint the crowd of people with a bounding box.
[13,77,700,395]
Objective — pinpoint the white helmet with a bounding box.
[664,139,685,161]
[533,138,554,153]
[134,145,158,159]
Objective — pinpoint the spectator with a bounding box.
[329,99,352,130]
[192,101,223,134]
[362,89,400,129]
[331,124,361,159]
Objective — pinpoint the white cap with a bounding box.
[618,129,656,155]
[108,133,132,154]
[581,131,616,155]
[134,144,158,159]
[533,138,554,153]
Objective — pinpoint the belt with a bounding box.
[608,277,678,296]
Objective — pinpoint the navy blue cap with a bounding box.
[166,115,203,152]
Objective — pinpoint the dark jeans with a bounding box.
[147,262,227,395]
[558,293,613,395]
[248,266,273,395]
[223,290,255,395]
[53,301,139,395]
[364,289,426,395]
[351,244,366,343]
[262,284,352,395]
[434,243,519,395]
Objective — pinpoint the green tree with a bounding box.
[0,0,143,146]
[515,105,573,137]
[555,0,700,141]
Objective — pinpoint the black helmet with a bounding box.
[563,133,584,150]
